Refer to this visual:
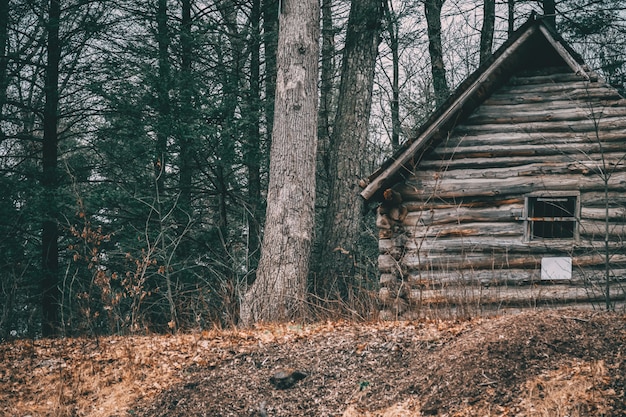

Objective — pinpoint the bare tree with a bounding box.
[41,0,61,337]
[314,0,384,303]
[240,0,320,324]
[425,0,449,106]
[480,0,495,64]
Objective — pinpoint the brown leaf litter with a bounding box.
[1,309,624,417]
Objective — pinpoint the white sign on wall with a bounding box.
[541,257,572,280]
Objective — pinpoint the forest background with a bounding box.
[0,0,625,338]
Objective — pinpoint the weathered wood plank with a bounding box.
[465,105,626,126]
[407,283,626,306]
[582,192,626,207]
[429,141,626,161]
[399,171,626,201]
[453,115,626,136]
[413,159,626,181]
[579,219,626,238]
[404,221,523,239]
[425,131,626,151]
[403,268,626,287]
[403,205,523,226]
[507,72,590,85]
[472,98,626,115]
[403,198,524,211]
[417,153,626,175]
[401,238,624,254]
[490,80,601,95]
[483,88,623,105]
[385,252,626,271]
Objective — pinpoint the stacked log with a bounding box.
[378,68,626,319]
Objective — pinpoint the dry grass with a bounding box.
[1,312,624,417]
[520,360,615,417]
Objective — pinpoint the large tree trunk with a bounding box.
[425,0,449,107]
[41,0,61,337]
[314,0,383,299]
[240,0,319,325]
[480,0,495,64]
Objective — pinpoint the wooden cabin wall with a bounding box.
[378,68,626,319]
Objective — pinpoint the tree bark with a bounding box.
[155,0,171,190]
[314,0,383,299]
[263,0,279,150]
[240,0,319,325]
[178,0,193,216]
[384,0,401,150]
[41,0,61,337]
[318,0,335,177]
[480,0,495,64]
[543,0,556,29]
[0,0,8,143]
[508,0,515,37]
[245,0,263,276]
[425,0,449,107]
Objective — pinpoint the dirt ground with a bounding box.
[1,309,625,416]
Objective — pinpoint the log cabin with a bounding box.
[360,15,626,319]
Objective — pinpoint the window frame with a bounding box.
[523,191,580,242]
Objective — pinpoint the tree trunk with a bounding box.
[263,0,279,150]
[318,0,335,177]
[155,0,171,190]
[508,0,515,37]
[480,0,495,64]
[384,0,401,150]
[314,0,383,299]
[240,0,319,325]
[425,0,449,107]
[179,0,193,216]
[543,0,556,29]
[245,0,262,276]
[0,0,8,143]
[41,0,61,337]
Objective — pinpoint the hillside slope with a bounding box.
[1,309,625,416]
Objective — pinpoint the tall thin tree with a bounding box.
[41,0,61,337]
[480,0,495,64]
[314,0,384,301]
[425,0,449,107]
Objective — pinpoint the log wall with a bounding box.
[378,69,626,319]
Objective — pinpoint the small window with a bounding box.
[525,194,578,240]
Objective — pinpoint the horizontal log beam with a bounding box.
[429,141,626,161]
[379,252,626,272]
[465,105,626,126]
[453,115,626,136]
[484,88,623,106]
[398,171,626,201]
[406,283,626,307]
[402,268,626,287]
[403,205,523,226]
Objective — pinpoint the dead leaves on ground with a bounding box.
[1,312,624,417]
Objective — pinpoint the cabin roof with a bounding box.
[359,14,591,202]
